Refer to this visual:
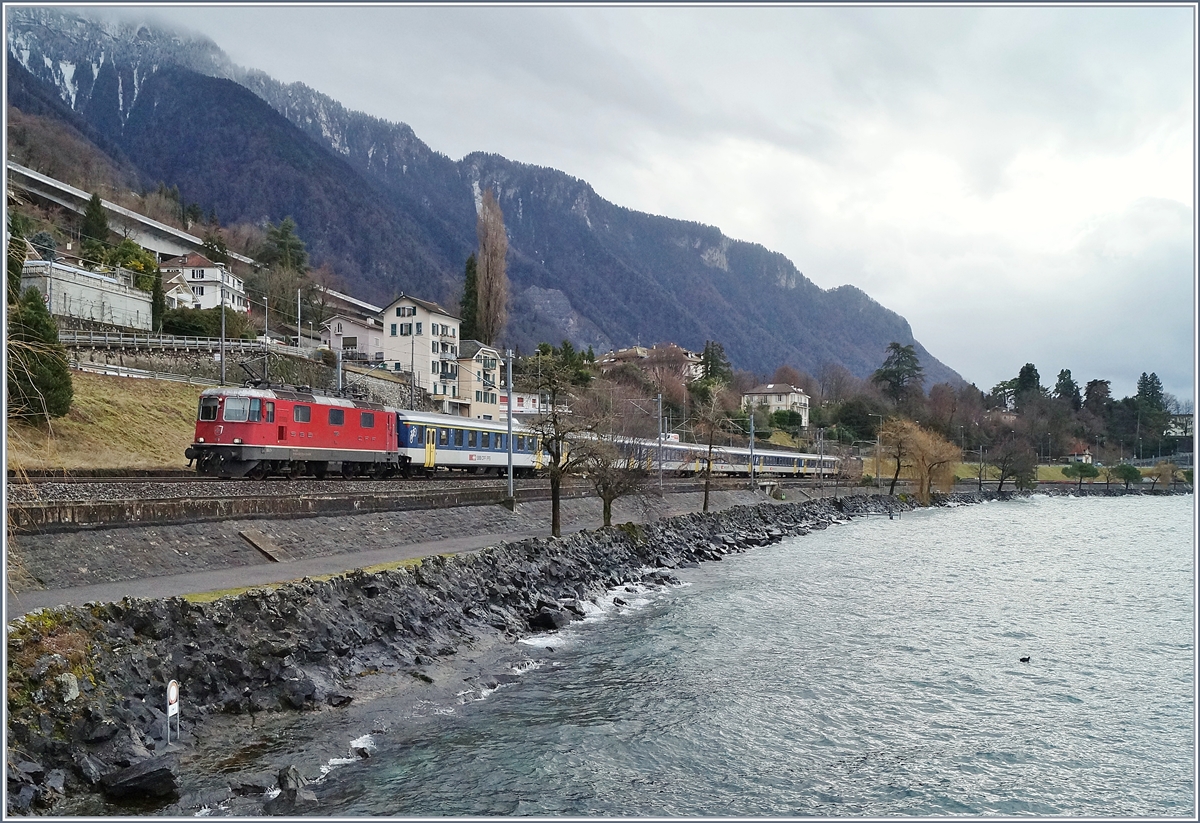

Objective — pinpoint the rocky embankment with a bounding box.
[5,488,1177,814]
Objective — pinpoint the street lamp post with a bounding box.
[504,350,514,501]
[219,285,226,385]
[869,413,884,488]
[749,410,756,483]
[657,393,663,494]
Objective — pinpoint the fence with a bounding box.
[58,330,313,359]
[68,360,217,386]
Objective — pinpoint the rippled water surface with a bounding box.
[320,495,1195,816]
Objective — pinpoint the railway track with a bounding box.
[8,471,533,486]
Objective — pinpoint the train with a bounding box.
[185,385,545,479]
[603,434,842,479]
[185,385,843,481]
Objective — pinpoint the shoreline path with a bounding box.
[6,489,772,621]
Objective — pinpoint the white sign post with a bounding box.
[166,679,180,744]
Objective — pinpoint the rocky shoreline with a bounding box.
[5,487,1187,815]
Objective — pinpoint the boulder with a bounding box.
[262,765,318,815]
[99,752,180,800]
[528,607,570,631]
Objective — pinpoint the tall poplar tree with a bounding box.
[475,188,508,346]
[459,254,479,341]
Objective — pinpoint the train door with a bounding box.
[425,427,437,468]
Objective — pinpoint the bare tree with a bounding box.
[518,344,598,537]
[879,418,914,496]
[579,382,658,526]
[476,188,509,346]
[691,383,738,512]
[818,362,856,405]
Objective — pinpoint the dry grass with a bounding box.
[181,556,430,604]
[6,371,209,471]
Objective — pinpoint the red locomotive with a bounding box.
[185,386,402,479]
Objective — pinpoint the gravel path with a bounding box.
[6,489,772,619]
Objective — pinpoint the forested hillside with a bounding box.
[5,7,964,385]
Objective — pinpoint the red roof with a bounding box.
[162,252,219,269]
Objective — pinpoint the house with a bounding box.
[457,340,504,420]
[597,346,649,371]
[320,314,386,363]
[1166,414,1194,438]
[499,391,546,421]
[160,252,250,313]
[742,383,811,427]
[379,294,464,414]
[1066,447,1093,464]
[162,270,198,310]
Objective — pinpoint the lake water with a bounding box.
[309,494,1195,816]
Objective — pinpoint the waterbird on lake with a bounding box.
[1020,656,1031,663]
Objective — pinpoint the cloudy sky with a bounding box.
[132,4,1193,401]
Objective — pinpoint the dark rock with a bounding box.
[263,765,318,815]
[99,752,180,800]
[11,784,36,813]
[613,597,628,606]
[230,773,276,796]
[326,692,354,708]
[44,769,66,792]
[74,753,108,785]
[14,759,45,782]
[529,607,571,631]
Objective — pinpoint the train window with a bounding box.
[223,397,250,422]
[468,430,477,447]
[361,412,375,428]
[329,408,345,426]
[198,397,218,421]
[294,405,311,423]
[517,435,525,451]
[439,428,448,446]
[265,402,275,423]
[249,398,262,422]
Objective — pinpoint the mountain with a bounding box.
[6,7,964,386]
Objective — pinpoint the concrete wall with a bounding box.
[22,260,153,330]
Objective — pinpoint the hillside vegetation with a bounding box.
[6,8,964,386]
[6,372,207,472]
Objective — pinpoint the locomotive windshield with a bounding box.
[223,397,251,422]
[197,396,219,421]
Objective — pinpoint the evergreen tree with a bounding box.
[459,253,479,341]
[8,213,27,305]
[1015,363,1041,396]
[80,192,109,267]
[1054,369,1081,411]
[202,232,230,265]
[8,287,73,420]
[871,342,924,404]
[700,340,733,383]
[1083,379,1112,415]
[29,231,57,261]
[151,270,166,332]
[258,217,308,272]
[81,192,109,243]
[1135,372,1165,412]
